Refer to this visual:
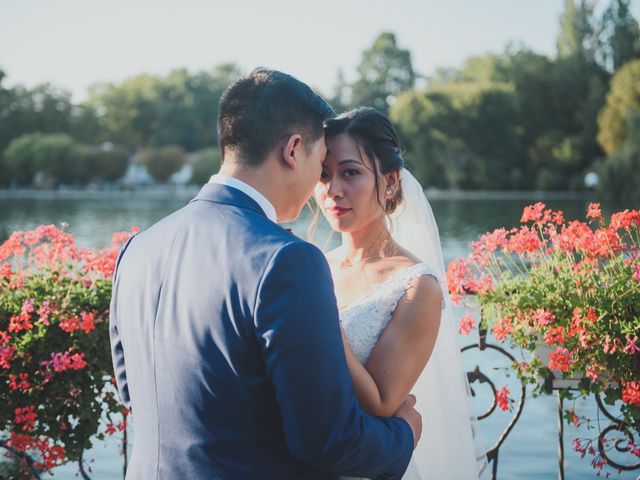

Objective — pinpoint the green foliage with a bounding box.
[2,134,129,187]
[351,32,415,112]
[87,75,158,149]
[598,110,640,204]
[557,0,599,63]
[599,0,640,72]
[543,1,612,188]
[189,147,221,185]
[2,133,90,187]
[0,77,105,187]
[393,30,614,190]
[82,145,129,182]
[87,64,242,150]
[460,49,562,187]
[597,58,640,155]
[391,82,524,189]
[98,146,129,183]
[390,90,453,188]
[0,79,103,153]
[139,145,186,183]
[0,83,76,154]
[34,134,90,186]
[68,104,103,145]
[2,133,40,185]
[551,56,608,168]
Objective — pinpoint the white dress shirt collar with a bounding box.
[208,174,277,223]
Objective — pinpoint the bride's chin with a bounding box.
[331,221,356,233]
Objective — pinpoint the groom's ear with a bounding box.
[281,134,303,170]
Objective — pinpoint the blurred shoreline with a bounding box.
[0,187,596,202]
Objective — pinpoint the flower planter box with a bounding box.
[533,343,583,391]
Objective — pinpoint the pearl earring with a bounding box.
[386,188,393,195]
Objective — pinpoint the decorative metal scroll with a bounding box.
[462,328,526,479]
[461,324,640,480]
[593,394,640,475]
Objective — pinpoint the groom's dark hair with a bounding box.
[217,67,335,166]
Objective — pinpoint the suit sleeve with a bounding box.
[253,241,414,478]
[109,236,136,411]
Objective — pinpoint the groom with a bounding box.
[109,67,420,479]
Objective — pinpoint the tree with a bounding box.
[391,82,524,190]
[152,64,241,150]
[139,145,186,183]
[81,144,129,182]
[478,89,525,186]
[451,45,608,189]
[0,82,76,154]
[351,32,416,112]
[553,1,610,188]
[92,146,130,183]
[87,74,158,149]
[597,110,640,204]
[460,53,507,83]
[86,64,242,151]
[557,0,599,64]
[461,49,556,150]
[0,71,102,180]
[597,58,640,155]
[598,0,640,72]
[189,147,221,185]
[69,104,102,145]
[2,133,39,185]
[2,133,88,187]
[391,89,457,188]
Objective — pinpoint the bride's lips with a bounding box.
[326,206,352,217]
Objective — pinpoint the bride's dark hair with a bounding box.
[323,107,405,214]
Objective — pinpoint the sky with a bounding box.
[2,0,639,102]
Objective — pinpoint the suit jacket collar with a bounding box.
[190,183,268,219]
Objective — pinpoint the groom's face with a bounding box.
[281,135,327,222]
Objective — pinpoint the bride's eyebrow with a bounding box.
[338,159,364,166]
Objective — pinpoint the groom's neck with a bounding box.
[218,157,282,215]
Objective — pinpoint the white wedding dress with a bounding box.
[333,169,488,480]
[338,262,437,480]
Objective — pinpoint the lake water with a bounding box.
[2,193,637,479]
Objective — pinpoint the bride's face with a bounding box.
[315,133,386,233]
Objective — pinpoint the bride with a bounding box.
[313,107,487,479]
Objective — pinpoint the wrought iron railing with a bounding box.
[463,328,526,479]
[462,326,640,479]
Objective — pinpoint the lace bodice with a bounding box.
[339,263,442,365]
[338,262,440,480]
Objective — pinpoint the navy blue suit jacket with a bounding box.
[109,183,414,479]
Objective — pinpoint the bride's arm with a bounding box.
[342,275,442,417]
[340,329,385,413]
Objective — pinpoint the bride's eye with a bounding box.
[319,170,330,181]
[343,169,360,178]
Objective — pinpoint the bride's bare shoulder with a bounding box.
[383,243,422,272]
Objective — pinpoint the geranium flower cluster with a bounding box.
[448,203,640,473]
[0,224,137,474]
